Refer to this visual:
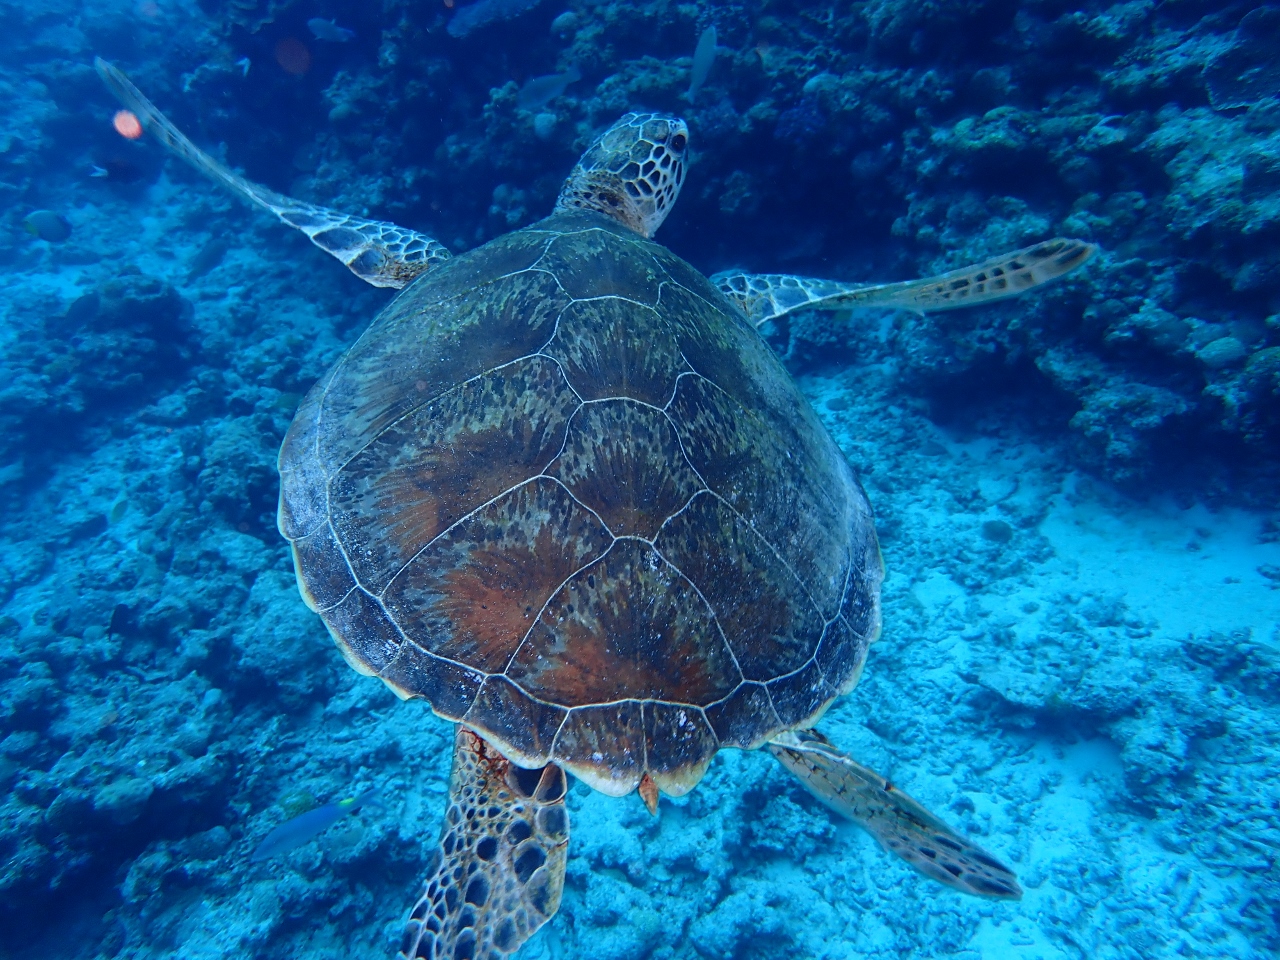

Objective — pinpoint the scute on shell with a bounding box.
[278,210,883,796]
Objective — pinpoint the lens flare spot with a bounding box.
[113,110,143,140]
[275,37,312,76]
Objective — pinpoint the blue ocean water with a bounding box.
[2,1,1279,958]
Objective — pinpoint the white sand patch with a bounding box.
[1040,474,1280,642]
[911,572,968,616]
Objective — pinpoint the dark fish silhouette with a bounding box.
[517,66,581,110]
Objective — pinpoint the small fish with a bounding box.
[89,164,109,178]
[448,0,545,39]
[23,210,71,242]
[236,57,251,76]
[307,17,355,42]
[687,25,717,104]
[95,157,144,182]
[516,66,581,110]
[187,237,229,281]
[251,788,379,861]
[106,602,128,642]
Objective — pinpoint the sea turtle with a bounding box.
[98,59,1093,960]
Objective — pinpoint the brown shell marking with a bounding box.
[545,400,702,539]
[542,297,684,405]
[278,210,883,800]
[329,356,579,594]
[386,478,612,674]
[505,538,740,706]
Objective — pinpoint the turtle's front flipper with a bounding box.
[713,238,1095,327]
[94,58,450,289]
[768,729,1021,900]
[401,728,569,960]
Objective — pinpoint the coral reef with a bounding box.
[2,0,1280,958]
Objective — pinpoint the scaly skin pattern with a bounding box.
[401,728,569,960]
[713,238,1096,326]
[768,729,1022,900]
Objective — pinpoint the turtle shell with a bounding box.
[278,209,883,798]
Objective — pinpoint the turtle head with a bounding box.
[555,112,688,238]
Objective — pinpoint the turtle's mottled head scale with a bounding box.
[555,112,688,238]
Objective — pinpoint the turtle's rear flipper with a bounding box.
[94,58,450,289]
[401,727,569,960]
[713,238,1095,327]
[768,729,1022,900]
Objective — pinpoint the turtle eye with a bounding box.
[670,133,687,152]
